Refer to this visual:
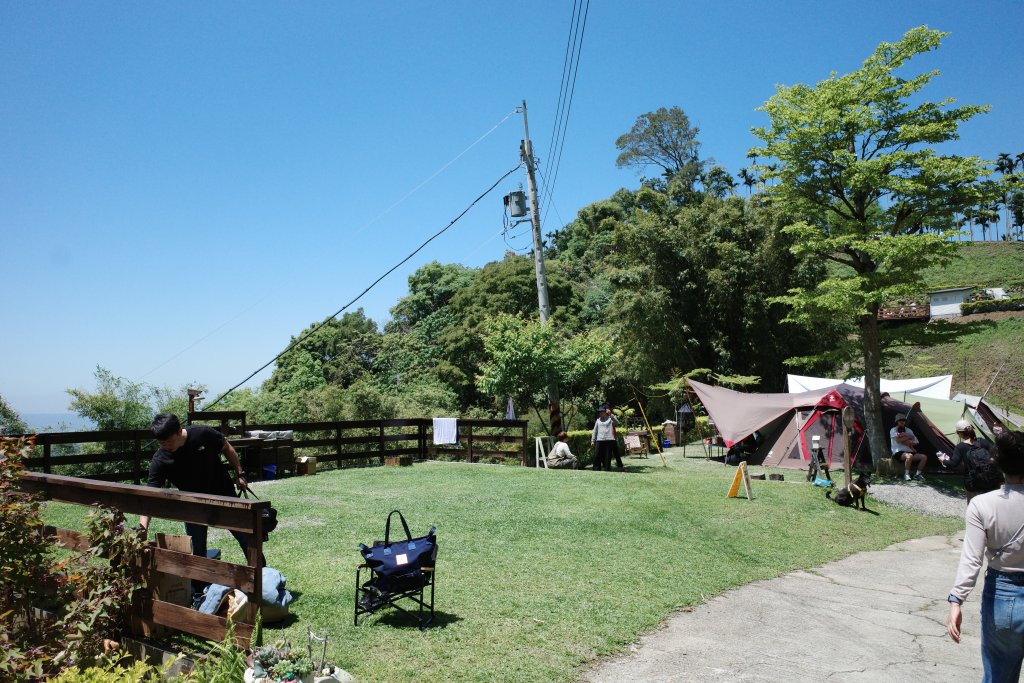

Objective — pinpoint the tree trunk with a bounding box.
[859,311,888,470]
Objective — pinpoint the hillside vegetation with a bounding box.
[888,242,1024,416]
[919,241,1024,290]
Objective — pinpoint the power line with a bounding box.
[541,0,583,205]
[542,0,590,230]
[204,162,523,409]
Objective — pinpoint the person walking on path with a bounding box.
[939,419,1001,503]
[890,413,927,481]
[947,429,1024,682]
[591,404,622,472]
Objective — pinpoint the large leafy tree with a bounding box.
[750,26,994,461]
[264,309,381,393]
[615,106,707,193]
[476,314,615,432]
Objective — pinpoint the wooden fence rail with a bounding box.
[18,472,265,647]
[18,418,529,483]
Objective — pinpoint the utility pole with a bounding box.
[519,99,562,436]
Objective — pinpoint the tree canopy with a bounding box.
[750,26,994,458]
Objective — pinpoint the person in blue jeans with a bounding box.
[947,429,1024,682]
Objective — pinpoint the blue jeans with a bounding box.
[981,569,1024,682]
[184,522,255,599]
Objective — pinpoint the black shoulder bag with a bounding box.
[359,510,437,592]
[240,485,279,542]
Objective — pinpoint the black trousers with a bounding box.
[594,440,623,471]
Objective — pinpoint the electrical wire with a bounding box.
[204,162,523,409]
[542,0,590,229]
[541,0,583,203]
[539,0,590,229]
[132,109,518,384]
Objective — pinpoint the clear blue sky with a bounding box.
[3,1,1022,414]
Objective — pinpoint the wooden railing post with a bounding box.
[466,422,474,463]
[335,425,342,467]
[133,435,142,484]
[379,424,386,458]
[43,442,52,474]
[522,422,528,466]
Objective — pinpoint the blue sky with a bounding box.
[3,1,1022,414]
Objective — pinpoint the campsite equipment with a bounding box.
[356,510,437,628]
[635,400,668,467]
[240,485,278,541]
[689,380,957,473]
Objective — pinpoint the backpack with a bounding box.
[964,441,1003,493]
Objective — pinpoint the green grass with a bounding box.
[42,453,961,682]
[919,241,1024,291]
[888,316,1024,414]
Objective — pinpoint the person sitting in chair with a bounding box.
[890,413,927,481]
[547,431,578,469]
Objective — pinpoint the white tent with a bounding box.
[787,374,953,401]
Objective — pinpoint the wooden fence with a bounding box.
[18,472,266,646]
[20,418,529,483]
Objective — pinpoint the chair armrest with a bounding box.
[357,562,368,569]
[420,566,434,573]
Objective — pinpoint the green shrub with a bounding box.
[961,296,1024,315]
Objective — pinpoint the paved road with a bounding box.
[587,534,983,682]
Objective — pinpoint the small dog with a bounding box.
[826,472,871,510]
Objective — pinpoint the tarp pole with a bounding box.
[636,400,668,467]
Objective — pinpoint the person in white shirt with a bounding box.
[947,429,1024,682]
[591,404,621,472]
[889,413,927,481]
[547,431,578,469]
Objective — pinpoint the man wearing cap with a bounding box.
[890,413,927,481]
[939,419,999,501]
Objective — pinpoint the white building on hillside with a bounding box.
[928,286,976,319]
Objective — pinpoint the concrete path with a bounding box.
[587,534,982,682]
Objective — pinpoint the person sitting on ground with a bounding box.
[547,431,578,469]
[940,419,1001,502]
[890,413,927,481]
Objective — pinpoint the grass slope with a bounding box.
[919,241,1024,290]
[889,315,1024,415]
[44,454,959,682]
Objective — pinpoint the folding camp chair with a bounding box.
[354,563,435,629]
[354,511,437,629]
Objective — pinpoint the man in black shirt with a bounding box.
[138,413,252,573]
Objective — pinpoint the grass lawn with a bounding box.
[43,451,962,682]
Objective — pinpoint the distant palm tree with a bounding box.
[1017,152,1024,172]
[996,153,1016,239]
[737,168,757,196]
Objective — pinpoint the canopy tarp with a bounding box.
[689,380,832,447]
[787,374,953,401]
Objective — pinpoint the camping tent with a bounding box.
[689,380,959,471]
[787,374,953,401]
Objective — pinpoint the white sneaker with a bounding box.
[904,472,911,481]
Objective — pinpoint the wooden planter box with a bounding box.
[385,455,413,467]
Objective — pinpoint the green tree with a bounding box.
[386,261,476,333]
[264,309,381,394]
[0,392,27,434]
[615,106,707,192]
[438,255,572,405]
[477,315,615,432]
[750,26,994,461]
[67,367,160,430]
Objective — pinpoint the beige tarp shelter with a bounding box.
[689,380,960,471]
